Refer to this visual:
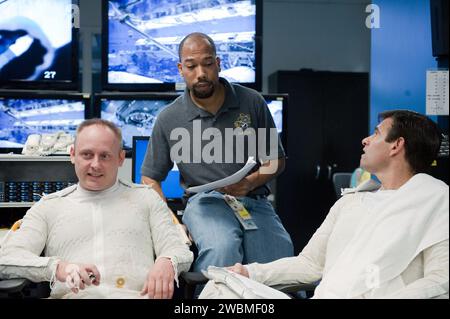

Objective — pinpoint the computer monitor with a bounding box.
[0,91,91,153]
[0,0,79,90]
[263,93,288,152]
[132,136,184,201]
[94,92,180,152]
[102,0,262,91]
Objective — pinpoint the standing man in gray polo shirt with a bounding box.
[141,32,293,275]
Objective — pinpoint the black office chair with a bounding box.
[0,278,30,298]
[1,272,317,299]
[179,271,317,299]
[0,220,51,299]
[332,172,352,199]
[0,278,50,299]
[1,273,191,299]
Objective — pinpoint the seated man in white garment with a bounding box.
[200,110,449,299]
[0,119,193,299]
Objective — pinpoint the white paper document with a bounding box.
[203,266,290,299]
[186,157,257,193]
[426,70,449,115]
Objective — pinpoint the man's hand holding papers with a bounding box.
[186,157,257,194]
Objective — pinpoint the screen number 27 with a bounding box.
[44,71,57,79]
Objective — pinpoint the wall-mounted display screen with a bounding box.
[0,91,90,152]
[0,0,79,89]
[103,0,261,91]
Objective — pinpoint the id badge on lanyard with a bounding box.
[223,194,258,230]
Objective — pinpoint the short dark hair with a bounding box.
[379,110,441,173]
[75,118,123,150]
[178,32,217,61]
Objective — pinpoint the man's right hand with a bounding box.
[56,261,101,293]
[226,263,249,278]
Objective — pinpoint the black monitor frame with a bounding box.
[101,0,262,92]
[131,135,148,185]
[0,0,80,91]
[0,90,92,154]
[132,135,183,204]
[262,93,288,155]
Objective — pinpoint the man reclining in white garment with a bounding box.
[200,110,449,299]
[0,119,193,299]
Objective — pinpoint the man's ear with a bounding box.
[390,137,405,156]
[216,56,221,72]
[177,62,183,76]
[118,150,126,166]
[69,145,75,164]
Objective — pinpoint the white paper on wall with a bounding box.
[426,70,449,116]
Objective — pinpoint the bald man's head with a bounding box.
[178,32,217,61]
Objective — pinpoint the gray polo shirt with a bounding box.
[141,78,285,196]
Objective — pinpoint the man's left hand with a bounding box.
[217,177,253,197]
[140,257,175,299]
[227,263,249,278]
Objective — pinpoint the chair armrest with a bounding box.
[271,282,317,294]
[180,272,209,299]
[180,272,317,299]
[180,271,209,286]
[0,278,31,293]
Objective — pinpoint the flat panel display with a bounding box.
[103,0,261,91]
[132,136,183,200]
[0,91,89,152]
[0,0,79,89]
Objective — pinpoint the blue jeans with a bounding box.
[182,191,294,272]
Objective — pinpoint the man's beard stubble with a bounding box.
[192,81,215,99]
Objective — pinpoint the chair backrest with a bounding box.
[0,220,22,249]
[0,219,51,299]
[332,173,352,199]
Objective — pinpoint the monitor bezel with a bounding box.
[0,90,91,154]
[132,135,183,202]
[101,0,262,92]
[262,93,288,155]
[131,135,149,185]
[0,0,80,91]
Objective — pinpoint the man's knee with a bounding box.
[196,241,243,268]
